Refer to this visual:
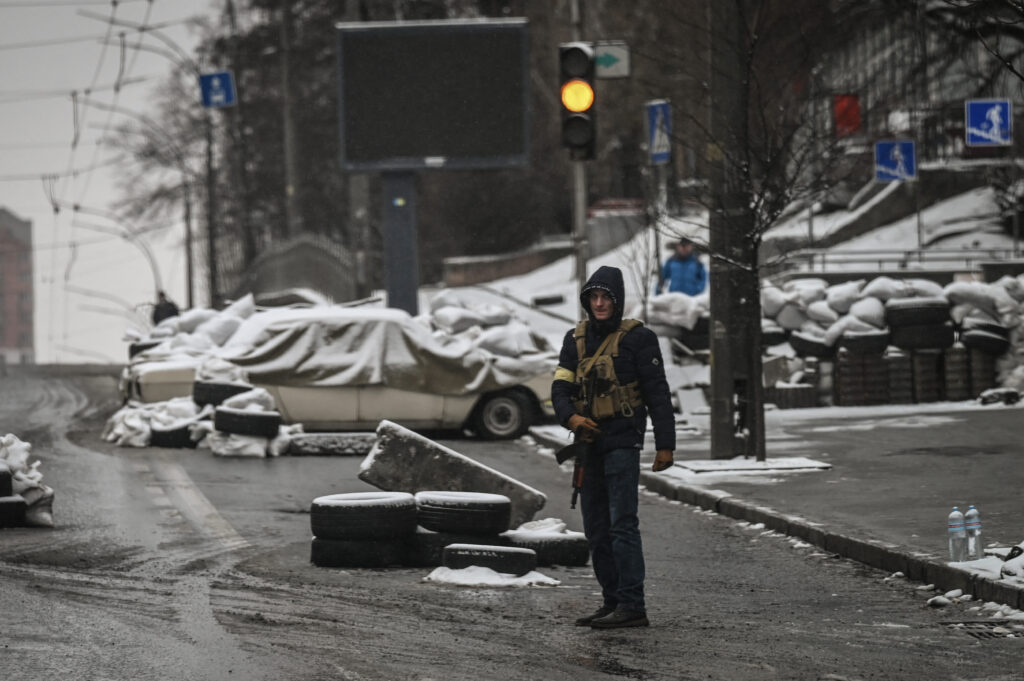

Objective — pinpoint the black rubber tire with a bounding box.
[960,329,1010,356]
[442,543,537,577]
[504,532,590,567]
[0,494,27,528]
[890,322,955,350]
[884,297,950,327]
[214,407,282,438]
[788,331,835,358]
[838,330,890,355]
[149,424,198,449]
[0,465,13,497]
[472,391,533,440]
[310,537,407,568]
[761,326,788,347]
[415,491,512,536]
[404,530,511,567]
[129,340,162,359]
[532,294,565,306]
[193,380,254,407]
[310,492,418,540]
[961,320,1010,339]
[678,315,710,351]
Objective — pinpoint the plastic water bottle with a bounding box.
[948,507,967,562]
[965,505,983,560]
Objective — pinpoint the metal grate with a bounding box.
[943,621,1024,640]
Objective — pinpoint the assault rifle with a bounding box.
[554,374,613,509]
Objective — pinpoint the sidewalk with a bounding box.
[529,400,1024,610]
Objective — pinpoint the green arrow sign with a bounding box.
[594,42,629,79]
[596,53,620,68]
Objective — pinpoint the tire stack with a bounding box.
[764,384,817,409]
[832,348,889,406]
[912,350,943,403]
[885,297,954,353]
[942,343,971,401]
[970,348,998,398]
[0,463,27,528]
[885,350,914,404]
[407,491,516,568]
[678,315,710,352]
[310,492,418,568]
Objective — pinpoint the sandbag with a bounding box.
[849,297,886,328]
[761,285,788,318]
[775,303,809,331]
[906,278,945,298]
[433,306,486,334]
[824,314,877,347]
[825,279,864,314]
[862,276,913,301]
[806,300,839,325]
[944,281,999,319]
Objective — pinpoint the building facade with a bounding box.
[0,208,34,364]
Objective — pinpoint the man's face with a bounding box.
[588,289,614,321]
[676,242,693,257]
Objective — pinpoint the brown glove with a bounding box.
[652,449,674,472]
[567,414,601,442]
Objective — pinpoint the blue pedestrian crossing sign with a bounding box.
[874,140,916,182]
[646,100,672,165]
[199,71,237,108]
[965,99,1012,146]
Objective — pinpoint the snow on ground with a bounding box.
[422,566,560,587]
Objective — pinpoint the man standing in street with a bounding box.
[551,265,676,629]
[655,238,707,296]
[151,291,180,325]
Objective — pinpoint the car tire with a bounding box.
[0,494,27,528]
[441,543,537,577]
[404,529,511,567]
[504,532,590,567]
[960,329,1010,356]
[788,331,835,358]
[193,380,254,407]
[128,340,162,359]
[890,322,955,350]
[214,406,282,438]
[884,297,950,327]
[310,537,406,568]
[149,423,198,449]
[415,491,512,536]
[838,329,890,355]
[310,492,418,540]
[472,391,533,440]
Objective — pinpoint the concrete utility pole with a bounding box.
[280,2,300,238]
[570,0,588,294]
[707,0,766,461]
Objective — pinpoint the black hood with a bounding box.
[580,265,625,332]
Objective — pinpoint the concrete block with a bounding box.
[923,561,973,595]
[787,517,827,550]
[971,575,1024,610]
[359,420,546,527]
[287,432,376,456]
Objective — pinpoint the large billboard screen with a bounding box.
[335,19,529,171]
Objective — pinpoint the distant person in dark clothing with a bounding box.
[152,291,180,325]
[654,238,707,296]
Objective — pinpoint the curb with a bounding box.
[526,426,1024,610]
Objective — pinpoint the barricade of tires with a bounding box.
[308,491,589,574]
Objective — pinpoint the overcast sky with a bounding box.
[0,0,215,363]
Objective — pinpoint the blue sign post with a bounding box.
[646,100,672,165]
[874,140,917,182]
[199,71,237,109]
[965,99,1012,146]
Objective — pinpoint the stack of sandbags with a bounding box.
[0,434,55,528]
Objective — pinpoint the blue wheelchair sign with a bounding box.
[874,140,916,182]
[965,99,1012,146]
[199,71,236,109]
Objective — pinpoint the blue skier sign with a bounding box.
[199,71,237,108]
[965,99,1012,147]
[874,140,917,182]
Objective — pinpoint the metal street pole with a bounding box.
[571,0,588,293]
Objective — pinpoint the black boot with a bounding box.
[589,608,649,629]
[574,605,615,626]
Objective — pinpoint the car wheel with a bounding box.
[788,331,835,358]
[884,297,950,327]
[504,532,590,567]
[310,492,418,540]
[473,391,532,439]
[405,529,511,567]
[310,537,407,568]
[415,491,512,536]
[838,329,890,355]
[214,406,282,438]
[442,543,537,577]
[960,329,1010,356]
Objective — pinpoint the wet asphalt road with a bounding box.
[0,369,1022,681]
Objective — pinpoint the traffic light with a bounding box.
[559,42,595,160]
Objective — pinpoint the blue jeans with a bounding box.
[580,447,645,613]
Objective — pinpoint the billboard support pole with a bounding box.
[381,171,419,315]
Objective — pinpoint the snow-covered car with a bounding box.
[121,307,556,439]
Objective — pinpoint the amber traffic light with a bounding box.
[559,42,595,160]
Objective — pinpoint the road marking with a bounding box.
[148,460,250,551]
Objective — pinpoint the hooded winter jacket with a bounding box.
[551,266,676,454]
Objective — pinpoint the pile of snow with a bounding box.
[422,565,560,587]
[0,434,54,527]
[502,517,586,543]
[646,292,709,332]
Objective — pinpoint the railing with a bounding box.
[779,248,1021,273]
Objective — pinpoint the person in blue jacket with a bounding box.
[655,238,707,296]
[551,265,675,629]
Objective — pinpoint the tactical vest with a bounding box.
[572,319,645,420]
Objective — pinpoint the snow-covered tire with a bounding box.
[193,380,254,407]
[760,325,788,347]
[838,329,890,355]
[472,391,533,440]
[415,491,512,536]
[128,340,162,358]
[0,494,27,528]
[213,406,282,438]
[884,297,950,327]
[404,529,511,567]
[310,492,417,540]
[960,329,1010,356]
[678,316,710,351]
[890,322,954,350]
[961,320,1010,339]
[442,543,537,577]
[149,424,198,449]
[310,537,406,568]
[788,331,834,358]
[504,532,589,567]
